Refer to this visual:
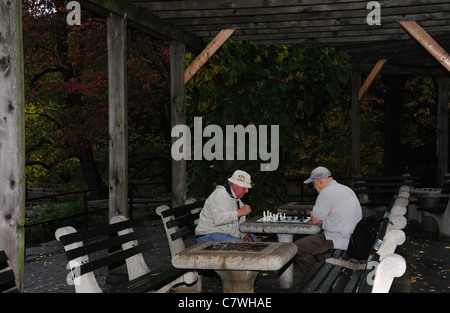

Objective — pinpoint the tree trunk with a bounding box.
[78,143,106,199]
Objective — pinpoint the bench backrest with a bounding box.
[353,175,419,205]
[55,216,152,292]
[357,185,410,293]
[156,199,205,257]
[0,251,18,293]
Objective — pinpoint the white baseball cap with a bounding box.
[303,166,332,184]
[228,170,252,188]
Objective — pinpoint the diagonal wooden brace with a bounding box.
[184,29,235,84]
[399,21,450,72]
[358,59,387,100]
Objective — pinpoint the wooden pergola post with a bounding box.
[436,75,448,187]
[107,13,128,219]
[0,0,26,291]
[171,42,187,208]
[351,71,362,177]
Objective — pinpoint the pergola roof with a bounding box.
[80,0,450,75]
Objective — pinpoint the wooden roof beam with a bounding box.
[78,0,203,51]
[399,21,450,72]
[358,59,387,100]
[184,29,235,85]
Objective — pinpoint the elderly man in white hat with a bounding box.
[195,170,257,242]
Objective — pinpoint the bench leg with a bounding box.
[55,227,103,293]
[215,270,258,293]
[173,274,202,293]
[154,272,199,293]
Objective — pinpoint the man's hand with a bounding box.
[242,233,254,242]
[237,204,252,217]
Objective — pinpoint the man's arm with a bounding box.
[237,204,251,217]
[310,211,323,225]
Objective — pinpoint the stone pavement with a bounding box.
[23,219,450,293]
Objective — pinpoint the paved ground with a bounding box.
[23,219,449,293]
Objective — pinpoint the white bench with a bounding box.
[55,215,197,293]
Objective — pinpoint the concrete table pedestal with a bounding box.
[239,216,321,289]
[215,270,259,293]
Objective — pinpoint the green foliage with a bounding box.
[186,40,352,211]
[23,0,172,188]
[25,200,106,247]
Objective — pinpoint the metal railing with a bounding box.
[25,182,170,231]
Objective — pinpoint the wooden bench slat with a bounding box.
[0,250,8,264]
[355,189,404,194]
[76,241,153,277]
[317,265,343,293]
[353,176,420,181]
[291,262,323,293]
[166,212,200,229]
[160,201,205,219]
[0,270,16,292]
[170,225,196,241]
[64,229,151,261]
[354,182,415,188]
[344,269,364,293]
[303,263,335,293]
[59,218,145,246]
[331,268,353,293]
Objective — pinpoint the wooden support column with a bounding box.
[107,13,128,219]
[185,29,235,85]
[399,21,450,72]
[383,76,407,176]
[0,0,25,291]
[352,71,362,177]
[436,76,448,187]
[171,42,186,208]
[359,59,387,100]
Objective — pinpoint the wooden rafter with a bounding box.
[78,0,203,51]
[184,29,235,85]
[358,59,388,100]
[399,21,450,72]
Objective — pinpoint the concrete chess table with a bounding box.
[172,241,297,293]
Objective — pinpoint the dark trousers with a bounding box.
[294,233,334,274]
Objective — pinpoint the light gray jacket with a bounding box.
[195,185,246,238]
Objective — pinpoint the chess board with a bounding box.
[202,242,269,252]
[256,216,311,223]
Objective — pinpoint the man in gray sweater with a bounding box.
[295,166,362,274]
